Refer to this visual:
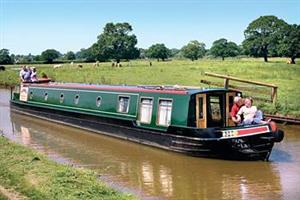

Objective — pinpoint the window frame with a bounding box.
[156,98,173,127]
[117,95,130,113]
[138,96,154,124]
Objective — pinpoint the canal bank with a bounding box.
[0,136,135,200]
[1,88,300,199]
[0,89,136,200]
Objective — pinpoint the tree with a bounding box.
[138,48,147,59]
[41,49,60,63]
[93,22,139,63]
[278,24,300,64]
[243,15,288,62]
[181,40,206,61]
[65,51,76,60]
[169,48,180,58]
[209,38,239,60]
[146,43,170,61]
[0,49,13,64]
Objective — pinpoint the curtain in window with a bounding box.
[158,100,172,126]
[140,98,153,123]
[118,97,129,113]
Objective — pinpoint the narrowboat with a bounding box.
[10,80,284,161]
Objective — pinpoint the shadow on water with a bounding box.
[1,88,300,200]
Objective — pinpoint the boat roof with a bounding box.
[24,82,232,95]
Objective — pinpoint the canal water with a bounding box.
[1,88,300,200]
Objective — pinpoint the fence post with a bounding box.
[224,78,229,89]
[271,87,278,104]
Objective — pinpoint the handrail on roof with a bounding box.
[137,85,204,91]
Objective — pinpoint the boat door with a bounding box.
[226,92,236,126]
[196,94,206,128]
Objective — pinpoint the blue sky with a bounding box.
[0,0,299,55]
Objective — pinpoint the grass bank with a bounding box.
[0,136,135,200]
[0,58,299,117]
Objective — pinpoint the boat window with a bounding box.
[139,98,153,124]
[96,96,102,107]
[228,95,234,112]
[207,95,224,127]
[44,92,48,101]
[60,93,64,103]
[157,99,173,126]
[118,96,130,113]
[199,97,204,119]
[74,94,80,105]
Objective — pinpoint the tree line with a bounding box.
[0,15,299,65]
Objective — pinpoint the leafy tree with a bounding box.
[146,43,170,61]
[138,48,147,59]
[277,24,300,64]
[181,40,206,61]
[209,38,239,60]
[76,48,96,62]
[242,15,288,62]
[65,51,76,60]
[17,54,33,63]
[169,48,181,58]
[34,55,42,62]
[0,49,13,64]
[93,22,139,63]
[41,49,60,63]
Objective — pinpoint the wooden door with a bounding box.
[226,92,236,126]
[196,94,206,128]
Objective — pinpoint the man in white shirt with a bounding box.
[236,98,257,125]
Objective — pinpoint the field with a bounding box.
[1,58,299,117]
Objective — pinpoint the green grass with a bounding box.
[0,193,8,200]
[0,136,136,200]
[1,58,299,117]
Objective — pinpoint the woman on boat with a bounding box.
[236,98,269,125]
[236,98,257,125]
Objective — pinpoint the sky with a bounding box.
[0,0,299,55]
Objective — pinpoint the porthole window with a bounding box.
[44,92,48,101]
[74,94,80,105]
[60,93,64,103]
[96,96,102,107]
[29,91,33,99]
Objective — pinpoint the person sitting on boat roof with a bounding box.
[19,66,26,82]
[30,67,38,82]
[230,96,243,124]
[236,97,257,125]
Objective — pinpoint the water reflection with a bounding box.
[1,89,300,199]
[7,113,285,199]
